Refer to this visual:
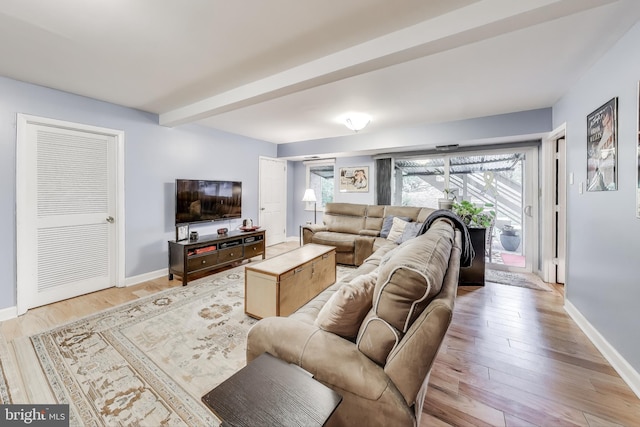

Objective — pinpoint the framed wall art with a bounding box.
[339,166,369,192]
[587,97,618,191]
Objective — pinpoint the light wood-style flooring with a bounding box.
[2,241,639,426]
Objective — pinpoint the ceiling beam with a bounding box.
[159,0,615,127]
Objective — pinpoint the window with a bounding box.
[305,160,334,210]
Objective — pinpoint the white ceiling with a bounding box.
[1,0,639,144]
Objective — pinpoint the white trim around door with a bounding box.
[16,114,125,315]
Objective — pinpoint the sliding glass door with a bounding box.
[395,146,537,272]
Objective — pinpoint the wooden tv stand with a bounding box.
[168,229,265,285]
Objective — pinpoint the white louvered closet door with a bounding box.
[18,123,117,311]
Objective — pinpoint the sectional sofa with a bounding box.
[301,202,435,266]
[247,217,461,426]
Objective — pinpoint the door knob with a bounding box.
[106,216,115,223]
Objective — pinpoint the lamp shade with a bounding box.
[302,188,317,202]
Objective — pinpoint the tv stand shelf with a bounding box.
[168,229,265,286]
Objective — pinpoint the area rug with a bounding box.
[7,265,354,426]
[500,252,525,268]
[486,268,553,291]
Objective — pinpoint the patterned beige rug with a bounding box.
[1,264,355,426]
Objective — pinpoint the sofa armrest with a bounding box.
[358,229,379,237]
[301,224,328,244]
[302,224,327,232]
[354,235,376,266]
[247,317,390,401]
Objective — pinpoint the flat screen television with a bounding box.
[175,179,242,225]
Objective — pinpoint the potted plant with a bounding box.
[500,224,521,251]
[438,188,456,210]
[451,200,495,228]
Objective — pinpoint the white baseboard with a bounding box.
[0,306,18,322]
[564,300,640,399]
[124,268,168,287]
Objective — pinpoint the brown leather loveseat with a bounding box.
[302,202,435,266]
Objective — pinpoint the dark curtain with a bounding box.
[375,158,392,205]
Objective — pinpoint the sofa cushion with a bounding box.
[364,205,385,232]
[315,271,377,338]
[356,311,403,366]
[383,206,422,222]
[374,220,454,333]
[322,203,367,234]
[311,231,355,252]
[380,215,410,238]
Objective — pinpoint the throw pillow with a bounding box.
[395,221,423,244]
[375,220,454,333]
[315,271,378,338]
[379,215,411,238]
[386,217,409,242]
[356,311,403,366]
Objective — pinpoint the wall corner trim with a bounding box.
[124,268,168,288]
[0,306,18,322]
[565,300,640,399]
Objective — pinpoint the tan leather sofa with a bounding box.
[247,218,461,427]
[302,202,436,266]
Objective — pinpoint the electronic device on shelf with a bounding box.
[217,227,228,235]
[219,239,242,249]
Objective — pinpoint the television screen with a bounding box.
[175,179,242,224]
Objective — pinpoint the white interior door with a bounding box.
[259,157,287,246]
[16,115,124,314]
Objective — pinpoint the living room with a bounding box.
[1,1,640,425]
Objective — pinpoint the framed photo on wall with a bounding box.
[587,97,618,191]
[339,166,369,192]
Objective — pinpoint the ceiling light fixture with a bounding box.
[342,113,371,132]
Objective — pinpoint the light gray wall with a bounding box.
[288,156,376,234]
[553,22,640,371]
[278,108,551,159]
[0,76,276,310]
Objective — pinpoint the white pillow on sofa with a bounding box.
[315,271,378,339]
[386,217,409,242]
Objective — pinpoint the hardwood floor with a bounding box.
[421,282,640,427]
[2,241,639,426]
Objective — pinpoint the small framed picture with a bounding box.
[339,166,369,192]
[176,224,189,241]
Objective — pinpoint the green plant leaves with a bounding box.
[452,200,495,228]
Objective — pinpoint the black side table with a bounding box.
[459,227,486,286]
[202,353,342,426]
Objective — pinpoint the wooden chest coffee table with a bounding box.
[245,244,336,319]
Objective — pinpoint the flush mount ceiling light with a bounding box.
[342,113,371,132]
